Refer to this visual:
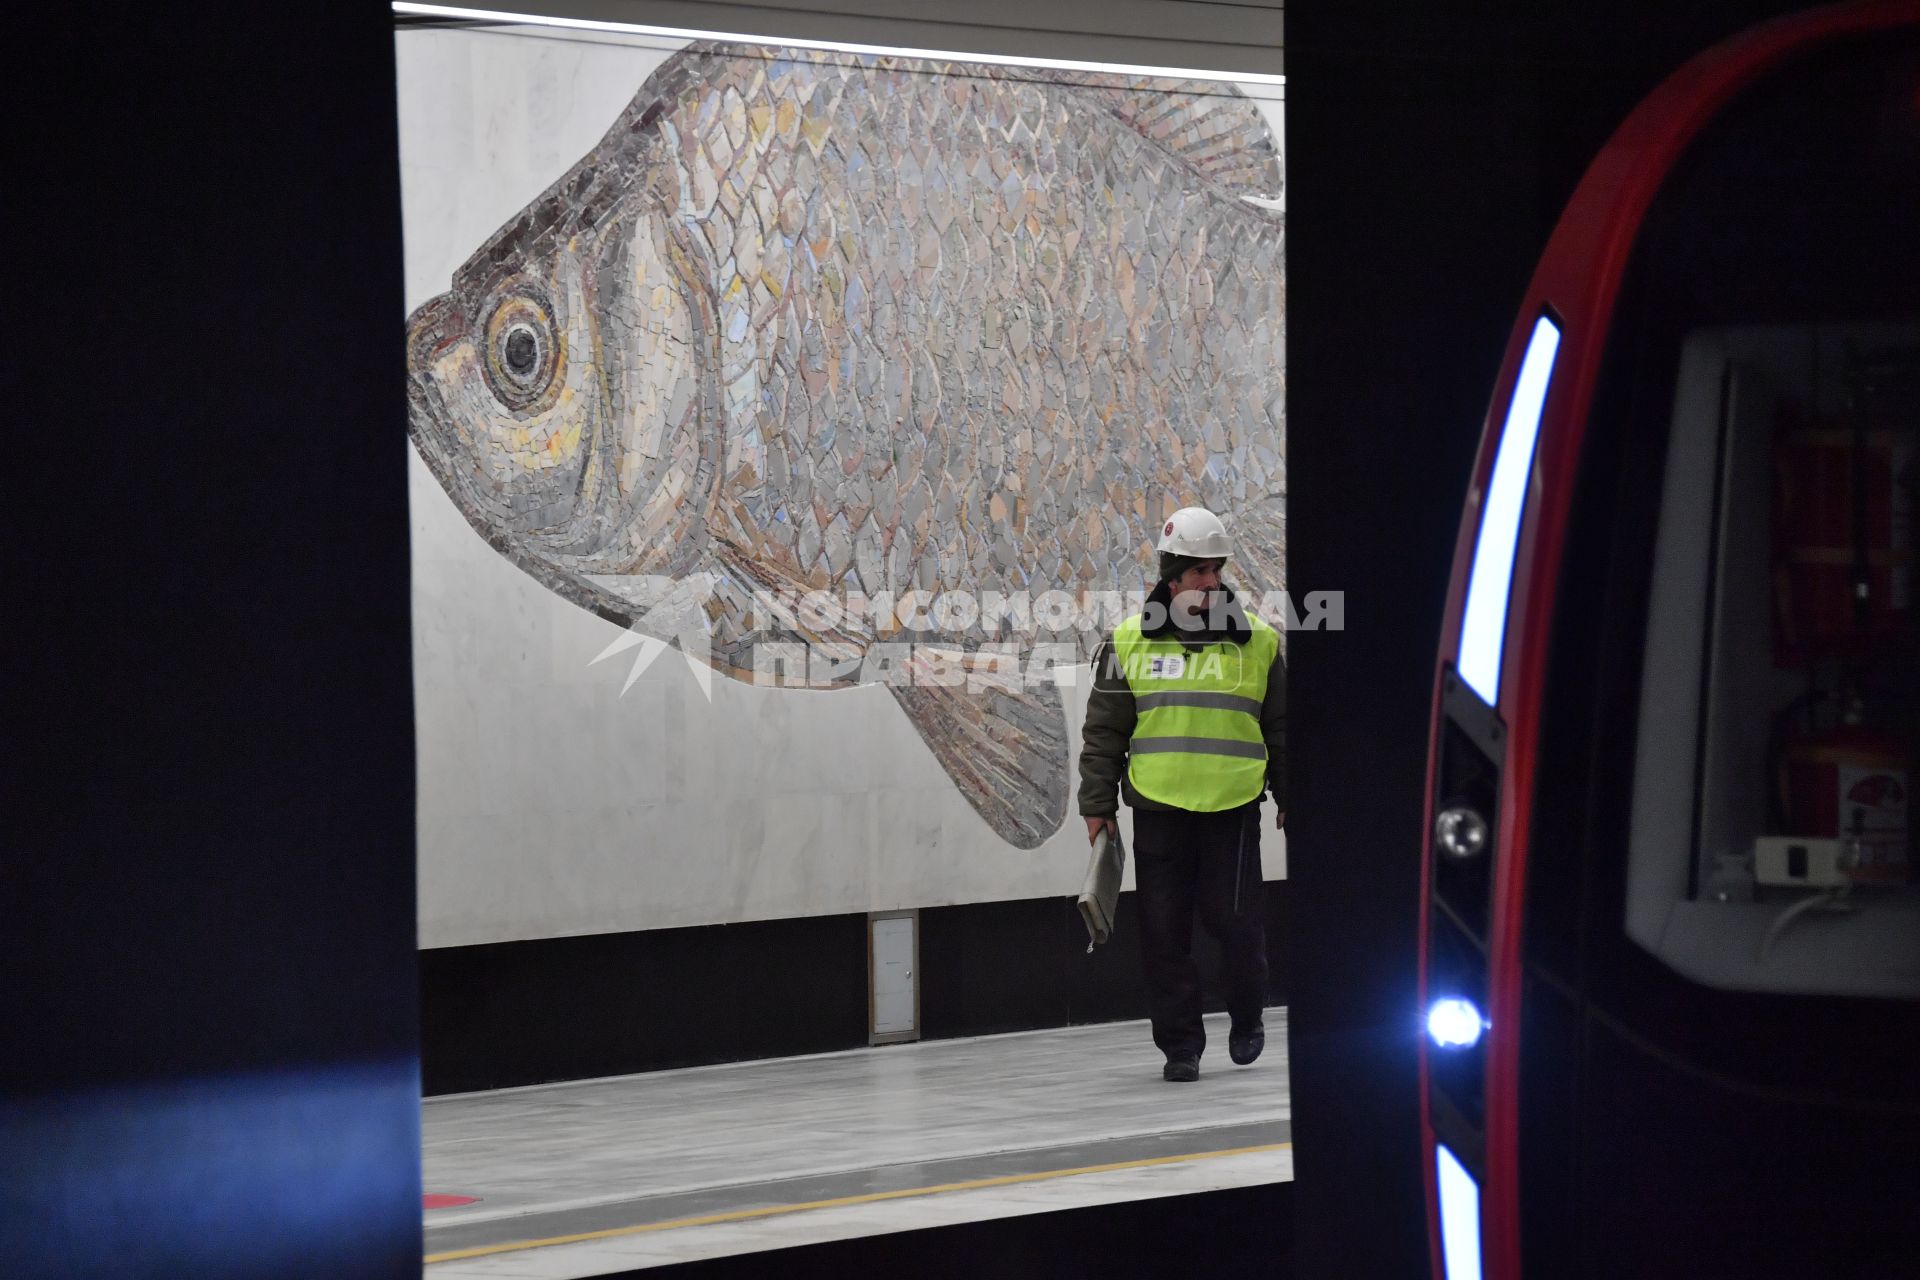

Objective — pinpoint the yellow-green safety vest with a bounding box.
[1114,612,1278,812]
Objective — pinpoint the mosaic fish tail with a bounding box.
[1092,85,1286,208]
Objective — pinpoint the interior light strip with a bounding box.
[392,2,1287,87]
[1435,1143,1484,1280]
[1456,315,1561,707]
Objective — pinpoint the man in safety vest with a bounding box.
[1079,506,1286,1082]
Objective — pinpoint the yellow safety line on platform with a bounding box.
[425,1140,1291,1263]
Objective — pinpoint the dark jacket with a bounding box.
[1078,581,1287,817]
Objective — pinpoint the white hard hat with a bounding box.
[1156,506,1233,558]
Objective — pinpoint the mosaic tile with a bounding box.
[406,41,1285,848]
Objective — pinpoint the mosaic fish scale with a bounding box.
[406,42,1284,847]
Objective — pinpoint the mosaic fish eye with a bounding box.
[481,291,562,411]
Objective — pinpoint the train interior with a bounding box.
[1593,29,1920,1004]
[1628,321,1918,998]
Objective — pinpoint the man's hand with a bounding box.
[1086,815,1119,844]
[1275,810,1286,830]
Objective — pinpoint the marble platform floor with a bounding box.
[424,1010,1291,1277]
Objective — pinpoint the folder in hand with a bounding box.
[1077,825,1126,951]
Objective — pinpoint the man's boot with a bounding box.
[1229,1018,1264,1066]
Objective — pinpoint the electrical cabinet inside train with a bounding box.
[1420,6,1920,1278]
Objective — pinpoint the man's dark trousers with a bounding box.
[1132,800,1268,1061]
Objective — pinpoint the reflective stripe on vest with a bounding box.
[1114,612,1277,812]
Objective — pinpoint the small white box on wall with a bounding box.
[1754,836,1849,889]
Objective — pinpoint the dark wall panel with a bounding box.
[4,4,419,1277]
[920,882,1292,1041]
[423,915,871,1095]
[424,882,1290,1093]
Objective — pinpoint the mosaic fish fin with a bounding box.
[1096,86,1285,208]
[1228,496,1288,599]
[708,543,880,684]
[886,648,1071,850]
[1220,497,1289,652]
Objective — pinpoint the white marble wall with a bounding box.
[399,26,1286,948]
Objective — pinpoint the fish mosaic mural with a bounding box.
[406,40,1286,849]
